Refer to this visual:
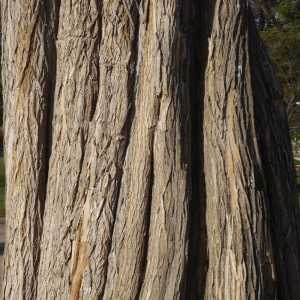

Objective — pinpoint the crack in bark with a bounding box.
[135,147,154,300]
[97,2,141,298]
[185,1,210,298]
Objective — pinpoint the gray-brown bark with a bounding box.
[2,1,49,298]
[2,0,300,299]
[203,1,267,298]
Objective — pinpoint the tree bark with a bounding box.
[2,0,300,299]
[2,1,49,298]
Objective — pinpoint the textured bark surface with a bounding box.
[2,0,300,299]
[2,1,49,299]
[203,2,267,298]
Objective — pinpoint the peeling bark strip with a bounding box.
[2,0,300,299]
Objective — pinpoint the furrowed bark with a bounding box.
[203,1,300,299]
[185,1,215,298]
[137,1,191,298]
[66,1,140,298]
[203,1,267,298]
[102,0,160,297]
[2,1,49,298]
[37,0,101,298]
[250,12,300,298]
[2,0,300,299]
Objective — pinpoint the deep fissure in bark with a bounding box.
[98,3,143,297]
[135,149,155,300]
[44,0,61,212]
[89,0,102,124]
[185,0,214,297]
[2,0,300,299]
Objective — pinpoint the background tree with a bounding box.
[258,0,300,127]
[2,0,300,299]
[250,0,277,30]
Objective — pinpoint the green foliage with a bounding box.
[276,0,300,25]
[260,0,300,127]
[291,131,300,138]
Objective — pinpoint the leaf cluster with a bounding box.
[276,0,300,26]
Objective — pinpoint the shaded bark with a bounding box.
[250,12,300,298]
[2,0,300,299]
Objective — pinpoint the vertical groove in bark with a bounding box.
[37,1,102,298]
[136,152,154,300]
[79,1,145,298]
[77,1,140,298]
[185,0,216,298]
[102,1,159,298]
[2,0,49,298]
[44,0,60,216]
[36,0,143,298]
[250,11,300,298]
[137,1,192,299]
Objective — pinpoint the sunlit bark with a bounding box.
[2,0,300,299]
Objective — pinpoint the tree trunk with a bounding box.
[2,0,300,299]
